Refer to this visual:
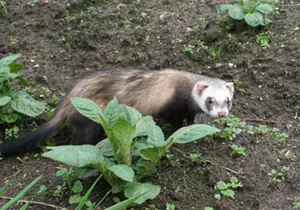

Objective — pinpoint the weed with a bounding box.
[166,203,176,210]
[204,207,214,210]
[4,125,19,139]
[0,54,45,124]
[123,19,132,30]
[256,31,275,49]
[215,115,245,141]
[268,166,290,185]
[215,176,242,199]
[0,0,7,12]
[231,144,246,157]
[233,79,246,94]
[187,152,201,162]
[183,44,195,54]
[43,97,220,206]
[288,196,300,209]
[219,0,275,27]
[9,38,18,46]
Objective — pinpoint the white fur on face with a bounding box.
[192,82,234,118]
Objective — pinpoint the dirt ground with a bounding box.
[0,0,300,209]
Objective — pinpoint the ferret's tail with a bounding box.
[0,115,62,157]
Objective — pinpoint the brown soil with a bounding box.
[0,0,300,209]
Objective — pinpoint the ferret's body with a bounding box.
[0,69,234,156]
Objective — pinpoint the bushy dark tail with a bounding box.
[0,117,62,157]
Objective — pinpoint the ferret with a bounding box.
[0,69,234,156]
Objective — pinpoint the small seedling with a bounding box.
[204,207,214,210]
[0,0,7,12]
[215,176,242,199]
[215,115,246,141]
[256,31,274,49]
[27,0,39,6]
[231,144,246,157]
[288,196,300,209]
[166,203,176,210]
[187,153,201,162]
[268,166,290,185]
[4,125,19,139]
[184,44,195,54]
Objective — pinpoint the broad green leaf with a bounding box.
[0,96,11,106]
[228,5,245,20]
[218,4,233,13]
[221,189,235,198]
[169,124,220,144]
[124,182,160,205]
[216,181,228,190]
[111,118,136,165]
[104,97,122,128]
[121,105,142,125]
[71,97,107,126]
[43,145,104,167]
[134,116,165,147]
[11,91,45,117]
[1,175,42,210]
[105,194,144,210]
[256,3,273,14]
[9,63,23,73]
[244,12,263,27]
[0,54,22,68]
[96,138,114,157]
[140,146,165,162]
[262,17,272,25]
[108,165,135,182]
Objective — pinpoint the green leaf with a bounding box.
[0,181,11,196]
[169,124,220,144]
[1,175,42,210]
[96,138,114,157]
[256,3,273,14]
[228,5,245,20]
[72,181,83,193]
[69,194,82,204]
[43,145,104,167]
[134,116,165,147]
[0,54,22,68]
[104,97,122,128]
[76,175,102,210]
[71,97,107,126]
[11,91,45,117]
[218,4,233,13]
[110,118,136,165]
[216,181,228,190]
[124,182,160,205]
[0,96,11,106]
[105,194,144,210]
[124,106,143,125]
[221,189,235,198]
[244,12,263,27]
[9,63,23,73]
[108,165,135,182]
[140,146,165,162]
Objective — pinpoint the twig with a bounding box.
[242,118,280,124]
[207,161,239,175]
[0,196,64,209]
[95,189,112,208]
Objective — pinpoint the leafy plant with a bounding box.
[0,54,45,124]
[268,166,290,185]
[0,0,7,12]
[187,152,202,162]
[256,31,274,49]
[214,115,245,141]
[288,196,300,209]
[231,144,246,157]
[215,176,242,199]
[183,44,195,54]
[219,0,275,27]
[43,97,219,207]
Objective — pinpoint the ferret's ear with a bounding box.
[196,82,208,95]
[226,82,234,98]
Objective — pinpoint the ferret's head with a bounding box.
[192,81,234,118]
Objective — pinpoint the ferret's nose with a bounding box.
[218,111,226,117]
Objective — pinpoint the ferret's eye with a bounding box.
[206,97,214,104]
[226,98,231,105]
